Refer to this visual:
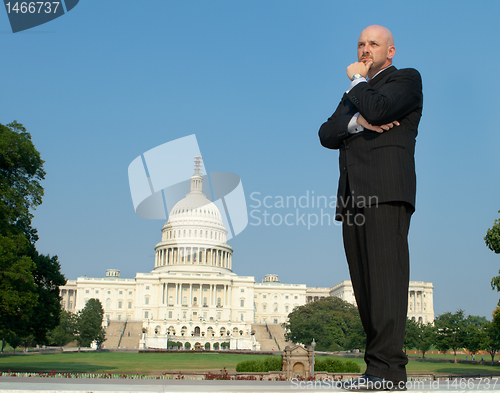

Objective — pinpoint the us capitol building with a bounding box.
[60,158,434,350]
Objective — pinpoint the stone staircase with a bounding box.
[252,324,291,351]
[118,321,143,349]
[102,321,125,349]
[268,324,292,350]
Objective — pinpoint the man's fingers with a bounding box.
[393,121,400,126]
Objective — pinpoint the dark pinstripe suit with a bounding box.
[319,66,423,382]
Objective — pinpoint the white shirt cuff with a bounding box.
[348,113,364,134]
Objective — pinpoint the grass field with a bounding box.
[0,352,263,374]
[1,352,500,376]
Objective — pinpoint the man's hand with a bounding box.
[357,114,400,133]
[347,61,373,80]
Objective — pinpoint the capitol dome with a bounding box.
[153,157,233,274]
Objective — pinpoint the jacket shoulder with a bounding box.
[392,67,422,80]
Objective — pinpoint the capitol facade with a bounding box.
[60,158,434,350]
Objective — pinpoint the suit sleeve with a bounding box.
[318,93,357,150]
[347,68,422,126]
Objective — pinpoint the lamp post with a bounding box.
[311,338,316,379]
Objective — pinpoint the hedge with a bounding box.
[314,358,360,373]
[236,356,282,372]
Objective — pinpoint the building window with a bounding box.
[107,291,111,294]
[146,286,149,290]
[240,299,244,307]
[273,318,278,324]
[145,297,149,305]
[118,301,122,309]
[263,295,266,298]
[217,312,221,320]
[183,296,187,306]
[217,297,221,306]
[95,290,99,294]
[285,295,289,299]
[183,311,187,319]
[144,311,149,318]
[168,296,173,306]
[241,288,244,293]
[128,301,132,309]
[106,298,111,308]
[263,304,266,311]
[129,291,132,295]
[273,303,278,312]
[193,312,197,317]
[285,305,289,312]
[240,314,244,322]
[294,296,298,299]
[168,311,172,318]
[85,290,89,294]
[117,315,121,321]
[119,291,123,295]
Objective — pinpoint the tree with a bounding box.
[283,297,365,351]
[47,310,77,346]
[463,315,489,356]
[415,322,435,358]
[485,210,500,294]
[404,318,419,353]
[76,299,105,349]
[484,321,500,365]
[434,310,467,363]
[483,306,500,365]
[0,121,65,345]
[485,210,500,254]
[27,249,66,343]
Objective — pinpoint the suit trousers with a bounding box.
[342,198,412,382]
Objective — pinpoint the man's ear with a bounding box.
[387,46,396,60]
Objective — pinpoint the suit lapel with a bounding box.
[369,65,397,87]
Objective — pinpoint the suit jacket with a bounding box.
[318,66,423,219]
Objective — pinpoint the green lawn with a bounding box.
[316,356,500,376]
[1,352,499,376]
[0,352,265,374]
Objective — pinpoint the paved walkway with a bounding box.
[1,376,499,392]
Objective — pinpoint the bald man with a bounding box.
[319,26,423,390]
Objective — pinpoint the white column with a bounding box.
[223,285,227,306]
[190,284,193,306]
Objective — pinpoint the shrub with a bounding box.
[236,356,282,372]
[314,358,360,373]
[344,360,360,373]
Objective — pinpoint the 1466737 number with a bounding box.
[5,2,60,14]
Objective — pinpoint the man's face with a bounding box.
[357,26,395,77]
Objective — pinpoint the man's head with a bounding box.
[357,25,395,78]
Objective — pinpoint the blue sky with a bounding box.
[2,1,499,320]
